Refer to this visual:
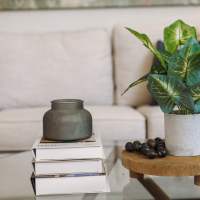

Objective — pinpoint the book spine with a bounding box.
[35,147,105,161]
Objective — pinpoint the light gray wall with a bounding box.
[0,6,199,36]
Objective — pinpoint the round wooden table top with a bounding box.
[122,150,200,176]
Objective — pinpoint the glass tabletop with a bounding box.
[1,142,200,200]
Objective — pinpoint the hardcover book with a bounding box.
[32,134,105,161]
[31,167,110,195]
[33,159,104,175]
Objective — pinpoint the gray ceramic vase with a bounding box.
[43,99,92,141]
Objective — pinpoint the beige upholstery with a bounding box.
[0,29,113,109]
[113,25,153,107]
[1,7,200,151]
[137,105,164,139]
[0,106,145,151]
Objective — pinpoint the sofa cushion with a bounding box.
[0,106,145,151]
[113,25,157,106]
[137,105,164,139]
[0,29,113,109]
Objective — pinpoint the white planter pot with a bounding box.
[165,113,200,156]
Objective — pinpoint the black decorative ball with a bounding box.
[125,142,134,152]
[125,138,168,159]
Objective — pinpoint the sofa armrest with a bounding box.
[137,105,164,139]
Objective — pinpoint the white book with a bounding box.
[32,134,105,161]
[31,172,110,196]
[34,134,101,149]
[33,159,104,175]
[33,145,105,161]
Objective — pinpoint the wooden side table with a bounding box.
[122,151,200,200]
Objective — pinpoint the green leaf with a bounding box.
[147,74,194,113]
[171,108,192,115]
[190,83,200,113]
[179,38,200,58]
[151,51,171,74]
[167,49,200,87]
[194,101,200,113]
[122,74,148,95]
[164,19,197,53]
[167,38,200,86]
[126,27,167,71]
[190,83,200,101]
[150,41,168,74]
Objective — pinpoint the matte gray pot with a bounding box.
[165,113,200,156]
[43,99,92,141]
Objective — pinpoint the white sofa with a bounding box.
[0,6,200,151]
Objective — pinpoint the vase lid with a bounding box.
[51,99,83,109]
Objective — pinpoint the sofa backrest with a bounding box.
[0,29,113,109]
[0,7,200,108]
[113,25,153,106]
[111,9,200,107]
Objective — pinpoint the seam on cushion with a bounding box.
[93,117,145,121]
[141,115,163,119]
[148,117,164,119]
[138,111,162,115]
[0,118,145,123]
[0,120,41,123]
[142,115,161,118]
[137,112,163,117]
[0,149,31,152]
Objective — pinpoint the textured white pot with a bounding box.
[165,113,200,156]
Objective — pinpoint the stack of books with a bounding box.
[31,134,110,196]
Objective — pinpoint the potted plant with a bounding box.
[123,19,200,156]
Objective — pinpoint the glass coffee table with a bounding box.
[1,141,200,200]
